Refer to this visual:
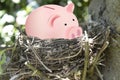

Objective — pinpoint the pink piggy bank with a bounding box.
[25,2,83,39]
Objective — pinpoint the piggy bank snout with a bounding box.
[66,26,83,39]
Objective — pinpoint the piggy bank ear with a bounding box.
[48,15,60,27]
[65,2,74,13]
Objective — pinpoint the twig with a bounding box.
[26,38,52,73]
[25,61,49,80]
[95,66,103,80]
[93,27,110,64]
[95,41,109,64]
[82,31,89,80]
[10,72,31,80]
[47,46,82,60]
[31,46,52,73]
[89,27,110,75]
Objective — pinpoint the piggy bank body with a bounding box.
[25,3,83,39]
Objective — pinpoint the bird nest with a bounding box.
[5,22,110,80]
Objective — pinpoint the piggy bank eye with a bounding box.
[64,23,67,26]
[72,19,75,21]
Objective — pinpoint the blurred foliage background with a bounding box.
[0,0,90,74]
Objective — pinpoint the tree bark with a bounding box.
[89,0,120,80]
